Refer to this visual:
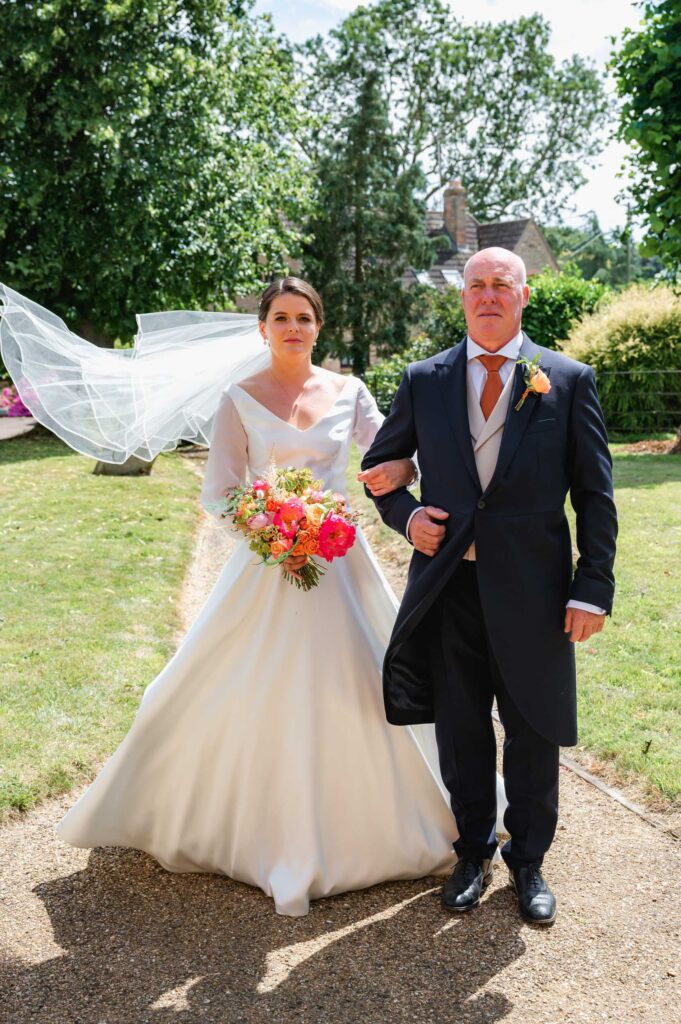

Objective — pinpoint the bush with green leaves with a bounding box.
[364,270,607,413]
[414,270,606,352]
[560,285,681,434]
[522,269,607,349]
[363,333,445,414]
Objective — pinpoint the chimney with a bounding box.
[443,179,468,251]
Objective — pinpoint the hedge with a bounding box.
[560,284,681,435]
[365,269,608,414]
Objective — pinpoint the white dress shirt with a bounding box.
[404,334,606,616]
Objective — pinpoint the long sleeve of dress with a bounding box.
[200,387,249,521]
[352,380,385,456]
[353,378,420,489]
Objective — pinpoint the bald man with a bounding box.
[361,247,617,925]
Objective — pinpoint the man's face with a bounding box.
[461,251,530,351]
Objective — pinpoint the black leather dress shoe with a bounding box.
[442,856,493,912]
[509,863,557,925]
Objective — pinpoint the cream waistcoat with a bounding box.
[462,365,516,561]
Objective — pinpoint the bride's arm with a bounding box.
[200,388,249,520]
[352,380,418,497]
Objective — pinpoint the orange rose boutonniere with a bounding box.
[514,354,551,412]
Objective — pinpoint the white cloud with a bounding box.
[446,1,643,229]
[450,0,642,64]
[314,0,366,9]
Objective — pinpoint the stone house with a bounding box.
[406,179,558,290]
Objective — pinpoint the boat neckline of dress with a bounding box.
[230,377,355,434]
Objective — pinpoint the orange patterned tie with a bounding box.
[477,355,507,420]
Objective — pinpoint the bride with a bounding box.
[2,276,504,917]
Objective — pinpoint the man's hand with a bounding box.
[409,506,449,556]
[357,458,416,497]
[564,607,606,643]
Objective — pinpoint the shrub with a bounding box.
[364,269,607,413]
[561,284,681,434]
[364,334,443,414]
[419,287,467,350]
[523,268,607,349]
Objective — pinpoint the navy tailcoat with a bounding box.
[361,334,618,747]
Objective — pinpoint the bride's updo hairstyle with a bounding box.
[258,277,324,326]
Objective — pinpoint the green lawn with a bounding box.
[1,433,678,822]
[571,447,680,802]
[348,445,681,804]
[0,432,201,819]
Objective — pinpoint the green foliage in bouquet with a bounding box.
[560,285,681,434]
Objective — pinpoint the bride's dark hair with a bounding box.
[258,277,324,325]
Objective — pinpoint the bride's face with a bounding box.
[259,294,320,360]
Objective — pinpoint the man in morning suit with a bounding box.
[359,247,617,925]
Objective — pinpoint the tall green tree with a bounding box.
[0,0,311,343]
[304,71,433,375]
[301,0,609,223]
[611,0,681,269]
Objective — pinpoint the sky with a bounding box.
[253,0,644,232]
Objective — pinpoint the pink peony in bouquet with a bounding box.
[209,466,358,591]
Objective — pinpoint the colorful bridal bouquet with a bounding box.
[213,466,358,591]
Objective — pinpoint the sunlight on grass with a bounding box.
[0,433,201,819]
[1,435,678,819]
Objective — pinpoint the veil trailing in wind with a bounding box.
[0,285,271,463]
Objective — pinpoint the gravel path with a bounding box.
[1,456,679,1023]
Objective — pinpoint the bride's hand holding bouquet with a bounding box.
[214,466,358,591]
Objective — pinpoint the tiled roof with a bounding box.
[477,219,530,250]
[426,210,444,232]
[412,207,555,290]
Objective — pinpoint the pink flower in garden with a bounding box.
[273,498,306,538]
[0,385,31,417]
[318,513,356,562]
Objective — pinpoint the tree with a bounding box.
[303,71,434,375]
[611,0,681,269]
[0,0,311,344]
[301,0,609,224]
[544,213,664,286]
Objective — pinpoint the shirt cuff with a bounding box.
[405,506,424,544]
[566,599,607,616]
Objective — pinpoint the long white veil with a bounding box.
[0,285,270,463]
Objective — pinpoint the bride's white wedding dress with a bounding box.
[58,375,504,916]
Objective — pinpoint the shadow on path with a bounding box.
[1,846,524,1024]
